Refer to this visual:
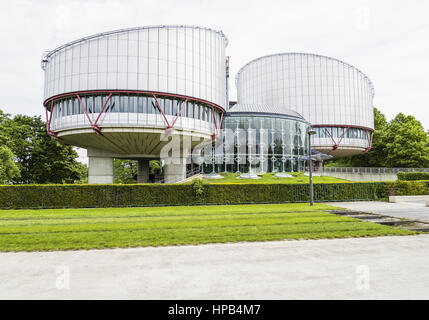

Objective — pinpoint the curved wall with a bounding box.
[210,113,309,173]
[43,25,228,109]
[235,53,375,157]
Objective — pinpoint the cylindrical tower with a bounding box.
[235,53,374,157]
[42,25,228,183]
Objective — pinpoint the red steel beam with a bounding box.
[44,89,225,113]
[93,93,113,127]
[323,127,337,148]
[44,101,59,139]
[365,129,374,152]
[170,99,188,128]
[312,124,374,133]
[44,90,225,139]
[335,127,350,150]
[152,94,171,128]
[76,94,94,126]
[315,125,374,151]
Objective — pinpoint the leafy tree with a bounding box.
[325,108,429,168]
[326,107,388,167]
[0,110,10,146]
[113,159,162,183]
[149,160,162,175]
[114,159,137,184]
[383,113,429,168]
[0,110,87,184]
[0,146,20,184]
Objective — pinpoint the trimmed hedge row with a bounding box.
[388,180,429,196]
[0,182,396,209]
[397,171,429,181]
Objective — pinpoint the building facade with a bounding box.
[235,53,375,158]
[42,27,374,182]
[42,25,228,183]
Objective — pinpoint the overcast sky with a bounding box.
[0,0,428,161]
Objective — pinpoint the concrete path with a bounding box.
[1,235,429,299]
[325,201,429,223]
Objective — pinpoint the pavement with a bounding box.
[325,200,429,223]
[1,234,429,299]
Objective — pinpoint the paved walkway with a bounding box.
[325,201,429,223]
[1,235,429,299]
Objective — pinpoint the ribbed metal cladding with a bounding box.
[235,53,374,130]
[43,25,228,110]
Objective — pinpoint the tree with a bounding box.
[114,159,138,184]
[113,159,162,183]
[326,107,389,167]
[383,113,429,168]
[0,109,87,184]
[325,108,429,168]
[0,110,10,146]
[149,160,162,175]
[0,146,20,184]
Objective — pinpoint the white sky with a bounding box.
[0,0,428,162]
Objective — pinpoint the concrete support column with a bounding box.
[87,147,115,184]
[163,157,187,183]
[137,159,150,183]
[88,157,114,184]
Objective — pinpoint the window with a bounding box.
[129,96,136,113]
[151,99,158,114]
[67,99,72,115]
[120,96,127,112]
[188,102,193,118]
[138,96,144,113]
[195,104,200,120]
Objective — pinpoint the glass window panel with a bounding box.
[119,96,126,112]
[138,96,143,113]
[188,102,193,118]
[143,96,149,114]
[195,104,199,119]
[151,98,158,114]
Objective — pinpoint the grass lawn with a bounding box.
[202,172,350,184]
[0,203,416,252]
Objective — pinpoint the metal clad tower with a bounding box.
[235,53,375,158]
[42,25,228,183]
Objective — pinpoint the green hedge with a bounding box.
[397,172,429,181]
[387,180,429,196]
[0,182,396,209]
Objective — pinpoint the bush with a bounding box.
[0,182,396,209]
[387,180,429,196]
[397,172,429,181]
[191,178,205,198]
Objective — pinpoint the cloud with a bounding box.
[0,0,427,133]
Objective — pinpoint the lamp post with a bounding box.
[307,128,317,206]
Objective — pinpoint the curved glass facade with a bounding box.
[202,114,309,173]
[313,126,368,140]
[49,93,221,134]
[311,125,372,150]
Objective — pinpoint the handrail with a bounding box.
[319,167,429,174]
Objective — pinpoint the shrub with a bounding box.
[388,180,429,196]
[191,178,205,198]
[397,171,429,181]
